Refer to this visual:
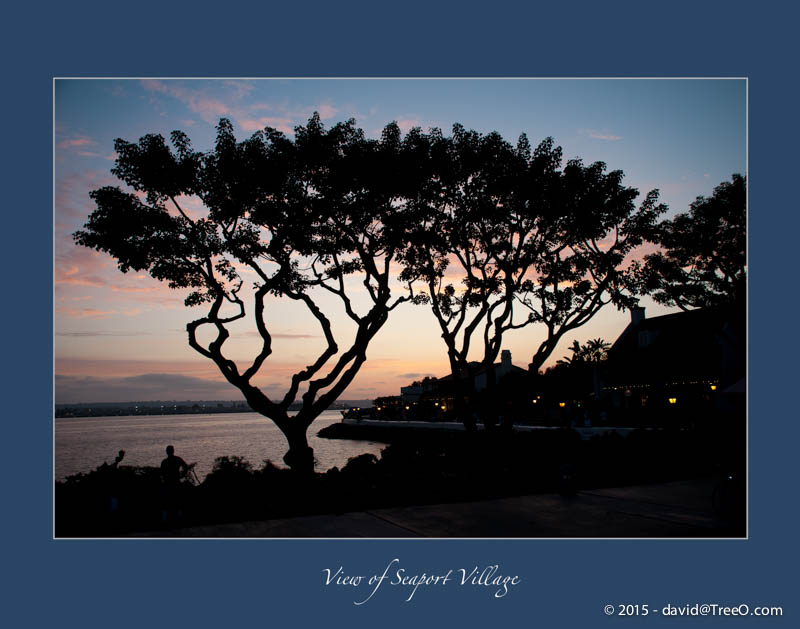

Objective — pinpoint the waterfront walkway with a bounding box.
[137,476,743,538]
[339,418,636,439]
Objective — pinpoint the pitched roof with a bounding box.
[435,361,526,383]
[605,306,743,386]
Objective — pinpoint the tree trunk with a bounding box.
[481,361,499,431]
[452,371,478,432]
[529,333,565,375]
[445,350,477,432]
[283,427,315,475]
[454,389,477,432]
[241,389,316,475]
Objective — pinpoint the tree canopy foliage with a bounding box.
[396,125,664,426]
[75,115,415,472]
[635,174,746,311]
[75,114,667,456]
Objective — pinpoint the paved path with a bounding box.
[136,477,744,538]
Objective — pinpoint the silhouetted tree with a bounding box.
[399,126,664,428]
[518,162,665,373]
[399,125,542,428]
[557,338,610,366]
[554,338,610,401]
[583,338,611,363]
[556,340,587,367]
[74,115,413,474]
[634,174,746,310]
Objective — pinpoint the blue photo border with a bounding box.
[8,1,796,626]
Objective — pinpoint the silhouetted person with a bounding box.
[97,449,125,514]
[111,449,125,468]
[160,445,189,523]
[97,449,125,472]
[161,445,188,483]
[109,450,124,512]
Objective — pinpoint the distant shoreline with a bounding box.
[55,405,256,419]
[54,401,370,419]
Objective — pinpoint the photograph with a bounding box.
[7,2,796,626]
[54,78,745,539]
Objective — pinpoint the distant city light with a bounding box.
[668,397,677,404]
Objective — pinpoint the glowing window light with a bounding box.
[559,402,566,408]
[668,397,677,405]
[710,385,717,391]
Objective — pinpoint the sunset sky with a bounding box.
[54,78,746,404]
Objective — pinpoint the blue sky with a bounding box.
[54,78,746,403]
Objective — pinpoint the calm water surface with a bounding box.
[55,410,384,481]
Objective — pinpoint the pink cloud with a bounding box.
[111,285,161,294]
[56,243,105,266]
[140,79,231,123]
[316,103,338,119]
[239,330,318,339]
[396,118,421,133]
[60,306,142,318]
[54,248,109,288]
[55,241,177,307]
[192,97,230,119]
[56,137,92,150]
[55,169,117,229]
[57,307,123,319]
[222,80,255,99]
[237,116,294,134]
[587,130,623,141]
[139,78,170,94]
[138,81,349,140]
[55,275,107,288]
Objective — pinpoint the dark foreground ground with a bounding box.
[132,476,744,538]
[56,424,745,538]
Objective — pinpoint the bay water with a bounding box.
[55,410,384,481]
